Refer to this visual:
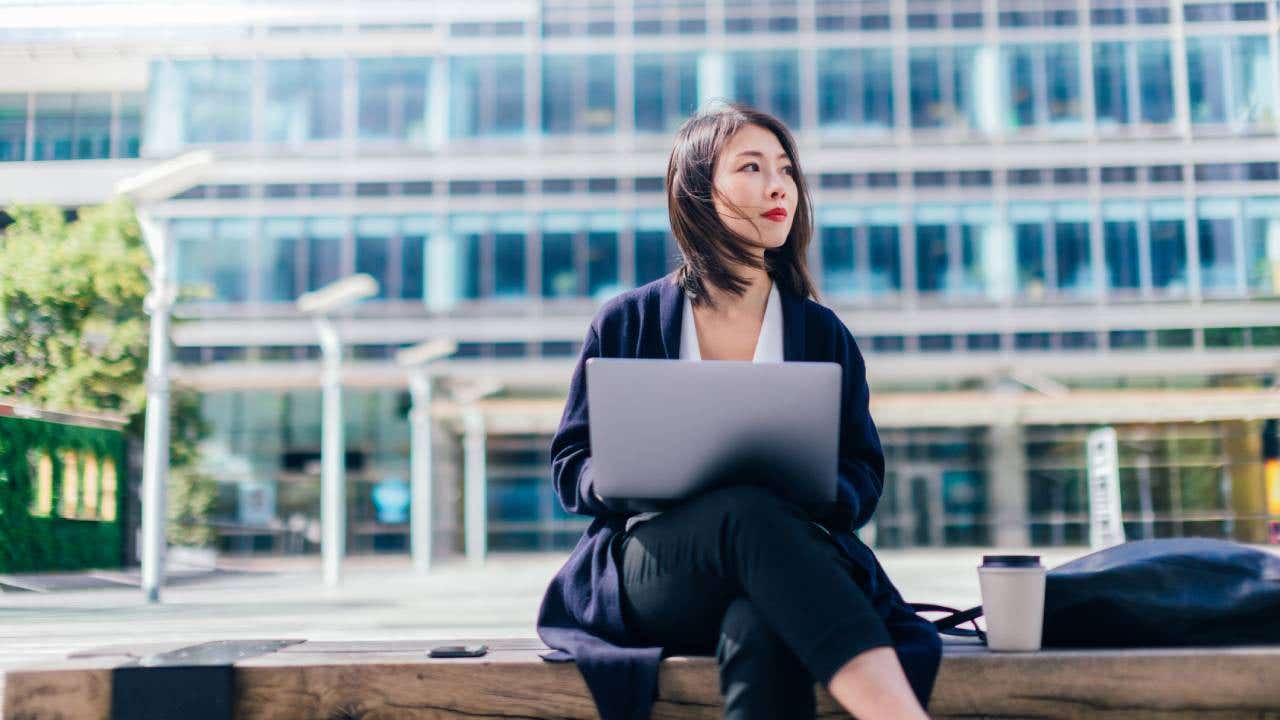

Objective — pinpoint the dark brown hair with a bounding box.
[666,101,818,309]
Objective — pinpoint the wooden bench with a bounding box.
[7,637,1280,718]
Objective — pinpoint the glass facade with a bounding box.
[7,25,1277,160]
[168,193,1280,311]
[18,2,1280,556]
[0,91,140,161]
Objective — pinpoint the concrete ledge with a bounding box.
[7,638,1280,719]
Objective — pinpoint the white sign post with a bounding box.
[1086,427,1126,549]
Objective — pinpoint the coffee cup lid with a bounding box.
[981,554,1042,568]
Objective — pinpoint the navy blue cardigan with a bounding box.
[536,273,942,719]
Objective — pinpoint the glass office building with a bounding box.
[2,0,1278,556]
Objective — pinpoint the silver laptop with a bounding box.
[585,358,841,513]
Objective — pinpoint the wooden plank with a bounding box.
[10,640,1280,719]
[929,645,1280,720]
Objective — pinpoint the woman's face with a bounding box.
[711,123,798,258]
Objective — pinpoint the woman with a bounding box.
[536,102,941,719]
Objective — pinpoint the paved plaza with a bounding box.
[0,547,1090,674]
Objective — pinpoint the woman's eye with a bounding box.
[740,163,794,176]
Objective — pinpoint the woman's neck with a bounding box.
[700,263,772,322]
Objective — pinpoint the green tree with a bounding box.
[0,198,215,549]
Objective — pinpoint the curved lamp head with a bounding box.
[115,150,215,204]
[297,274,379,314]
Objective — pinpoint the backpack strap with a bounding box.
[909,603,987,643]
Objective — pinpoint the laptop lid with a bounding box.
[585,358,841,512]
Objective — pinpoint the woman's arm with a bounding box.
[548,323,618,517]
[827,319,887,532]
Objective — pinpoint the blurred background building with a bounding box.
[1,0,1278,559]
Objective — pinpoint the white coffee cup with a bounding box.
[977,555,1045,652]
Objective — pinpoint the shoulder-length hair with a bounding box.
[666,101,818,308]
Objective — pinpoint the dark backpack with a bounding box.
[914,538,1280,647]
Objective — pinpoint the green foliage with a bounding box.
[0,200,217,567]
[158,384,217,547]
[0,199,150,413]
[0,416,125,572]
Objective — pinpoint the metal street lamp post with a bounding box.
[114,150,214,604]
[296,273,379,587]
[395,339,457,575]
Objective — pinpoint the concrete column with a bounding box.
[463,408,487,566]
[987,421,1030,548]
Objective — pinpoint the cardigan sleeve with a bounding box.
[827,318,887,533]
[548,323,619,517]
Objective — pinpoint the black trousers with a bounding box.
[618,484,894,720]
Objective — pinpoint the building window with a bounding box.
[1109,329,1148,349]
[265,59,343,144]
[1186,35,1274,130]
[1197,198,1242,294]
[357,58,430,142]
[172,218,251,303]
[914,205,1004,300]
[355,216,394,299]
[540,213,622,300]
[1244,197,1280,295]
[633,0,707,35]
[818,48,894,134]
[967,333,1001,351]
[1101,166,1137,183]
[909,45,993,134]
[450,55,525,138]
[0,94,26,161]
[541,178,574,194]
[1102,201,1141,292]
[634,226,674,285]
[727,50,800,128]
[1148,200,1189,294]
[587,177,617,193]
[401,216,431,301]
[306,218,345,292]
[634,176,664,193]
[542,54,616,135]
[1051,167,1089,185]
[147,59,252,150]
[1002,43,1083,131]
[1008,168,1043,185]
[1010,202,1094,300]
[32,93,112,160]
[495,180,526,195]
[356,182,390,197]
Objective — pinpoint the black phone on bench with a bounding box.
[428,644,488,658]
